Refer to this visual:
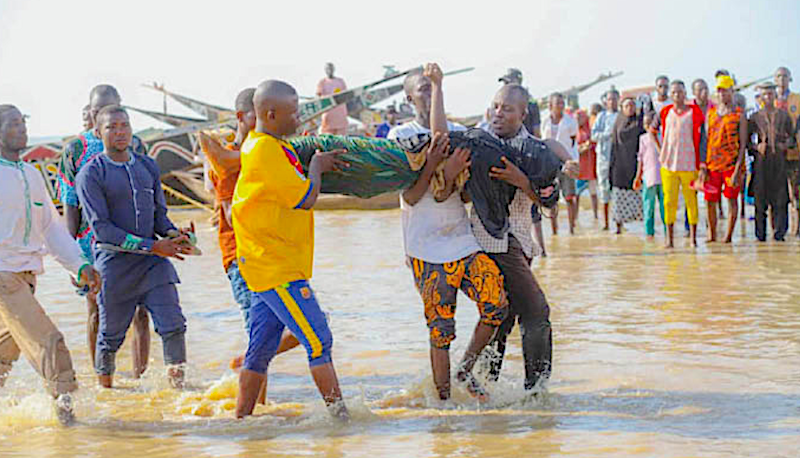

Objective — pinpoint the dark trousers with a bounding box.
[484,236,552,390]
[753,154,789,241]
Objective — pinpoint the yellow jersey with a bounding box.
[232,131,314,292]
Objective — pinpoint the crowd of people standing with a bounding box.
[553,67,800,246]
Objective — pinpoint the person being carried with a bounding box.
[198,88,301,402]
[233,80,350,419]
[57,85,152,378]
[701,75,747,243]
[0,104,100,424]
[388,64,508,401]
[76,106,192,389]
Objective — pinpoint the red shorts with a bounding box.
[704,168,741,202]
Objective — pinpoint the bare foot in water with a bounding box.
[168,366,185,389]
[456,369,489,403]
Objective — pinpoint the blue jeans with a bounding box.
[96,283,186,375]
[244,280,333,374]
[226,261,253,333]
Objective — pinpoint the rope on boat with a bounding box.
[161,182,214,213]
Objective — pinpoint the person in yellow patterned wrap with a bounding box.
[389,64,508,403]
[232,79,350,420]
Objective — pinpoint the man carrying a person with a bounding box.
[199,87,300,400]
[388,65,508,401]
[233,80,350,419]
[462,84,577,394]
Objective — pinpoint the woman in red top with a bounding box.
[575,108,598,219]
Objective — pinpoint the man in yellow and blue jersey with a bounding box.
[232,79,350,419]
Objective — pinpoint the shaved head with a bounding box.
[89,84,122,125]
[403,70,424,96]
[403,70,432,126]
[0,104,17,125]
[253,80,299,137]
[235,87,256,112]
[491,85,529,138]
[90,84,121,104]
[254,80,297,112]
[497,84,530,111]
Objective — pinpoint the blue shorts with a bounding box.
[243,280,333,374]
[226,261,252,333]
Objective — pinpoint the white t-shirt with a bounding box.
[652,97,673,116]
[541,113,579,160]
[388,120,480,263]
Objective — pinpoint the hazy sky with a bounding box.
[1,0,798,138]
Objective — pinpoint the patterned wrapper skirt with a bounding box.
[612,187,643,223]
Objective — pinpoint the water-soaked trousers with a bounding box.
[484,236,552,390]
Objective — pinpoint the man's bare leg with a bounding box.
[666,224,675,248]
[690,224,698,247]
[86,293,99,366]
[455,322,496,401]
[724,197,739,243]
[575,195,581,221]
[591,194,599,219]
[309,362,348,419]
[740,188,746,217]
[550,210,558,235]
[231,331,301,370]
[430,347,451,400]
[707,201,718,242]
[131,307,150,378]
[603,203,610,230]
[254,334,300,405]
[532,221,547,257]
[98,374,113,388]
[236,368,266,418]
[567,200,577,234]
[168,366,184,389]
